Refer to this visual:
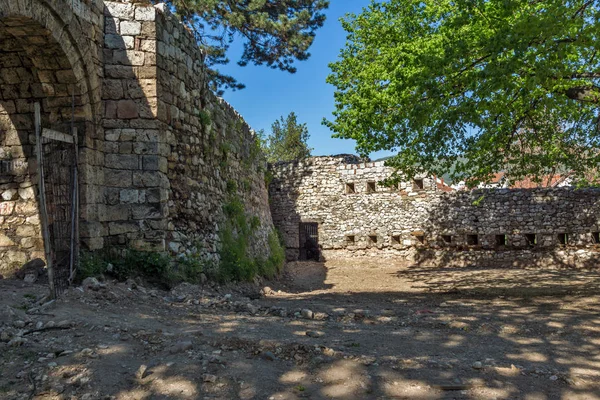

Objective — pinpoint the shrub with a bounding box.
[218,196,283,282]
[260,229,285,278]
[77,249,174,289]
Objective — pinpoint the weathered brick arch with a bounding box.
[0,0,104,273]
[0,0,102,126]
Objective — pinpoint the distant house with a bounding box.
[452,172,573,190]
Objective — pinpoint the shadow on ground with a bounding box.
[1,259,600,399]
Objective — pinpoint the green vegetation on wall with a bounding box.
[218,192,285,282]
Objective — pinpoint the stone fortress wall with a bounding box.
[1,0,598,276]
[269,156,600,268]
[103,1,273,260]
[0,0,274,275]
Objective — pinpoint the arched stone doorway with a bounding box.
[0,2,101,278]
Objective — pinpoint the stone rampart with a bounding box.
[0,0,274,275]
[269,156,600,268]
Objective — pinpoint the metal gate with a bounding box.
[34,102,79,297]
[299,222,319,261]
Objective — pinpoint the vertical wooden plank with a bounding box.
[35,102,56,298]
[69,128,79,283]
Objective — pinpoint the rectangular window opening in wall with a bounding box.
[366,181,376,193]
[525,233,537,246]
[441,235,452,244]
[495,234,507,247]
[467,234,478,246]
[392,235,401,245]
[368,235,378,245]
[414,234,425,244]
[557,233,568,245]
[345,182,355,194]
[593,232,600,244]
[346,235,355,245]
[413,178,424,190]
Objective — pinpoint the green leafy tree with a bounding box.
[325,0,600,186]
[161,0,329,94]
[262,112,312,163]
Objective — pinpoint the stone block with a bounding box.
[104,100,117,118]
[140,39,156,52]
[120,21,141,36]
[116,100,139,119]
[134,142,158,155]
[16,225,36,237]
[5,251,27,266]
[142,155,159,170]
[105,2,134,19]
[98,204,130,222]
[119,189,139,204]
[135,6,156,21]
[2,189,17,201]
[105,129,120,141]
[108,221,139,235]
[132,204,163,220]
[105,65,136,79]
[105,34,134,50]
[103,79,124,99]
[0,234,15,247]
[20,237,39,249]
[104,170,133,187]
[0,202,15,216]
[105,16,119,34]
[113,50,145,66]
[133,171,165,188]
[145,188,167,203]
[105,154,139,170]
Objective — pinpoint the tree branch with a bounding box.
[572,0,595,18]
[565,86,600,103]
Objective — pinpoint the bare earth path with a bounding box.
[1,258,600,399]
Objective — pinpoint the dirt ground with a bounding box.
[1,258,600,400]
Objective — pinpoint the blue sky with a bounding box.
[217,0,393,160]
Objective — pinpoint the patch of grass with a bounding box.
[259,229,285,279]
[198,110,211,127]
[174,242,206,284]
[218,196,284,282]
[78,249,175,289]
[294,385,306,392]
[79,251,109,280]
[23,293,36,300]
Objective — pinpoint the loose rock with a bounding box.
[170,340,193,354]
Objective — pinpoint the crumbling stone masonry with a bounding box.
[269,156,600,268]
[0,0,273,276]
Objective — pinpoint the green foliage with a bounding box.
[241,179,251,192]
[264,169,274,188]
[175,245,206,284]
[262,229,286,279]
[261,112,312,163]
[198,110,212,127]
[219,195,255,281]
[226,179,238,194]
[79,251,109,280]
[78,250,175,288]
[218,195,284,282]
[164,0,329,94]
[326,0,600,186]
[472,195,486,207]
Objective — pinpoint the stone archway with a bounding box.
[0,1,102,275]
